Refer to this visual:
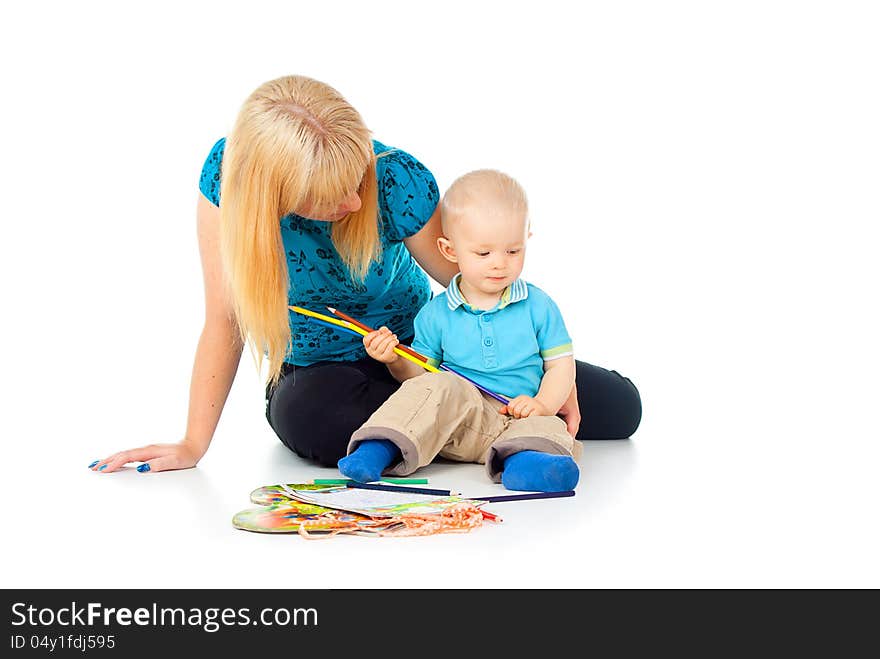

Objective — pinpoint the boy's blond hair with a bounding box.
[219,75,383,384]
[440,169,529,234]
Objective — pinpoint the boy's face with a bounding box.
[439,205,529,297]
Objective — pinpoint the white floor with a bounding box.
[3,2,879,590]
[5,363,878,589]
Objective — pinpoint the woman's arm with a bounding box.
[91,195,244,473]
[183,194,245,455]
[403,207,459,287]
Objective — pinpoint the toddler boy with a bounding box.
[339,170,580,491]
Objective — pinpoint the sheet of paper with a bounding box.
[288,487,476,517]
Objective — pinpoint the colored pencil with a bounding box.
[291,306,439,373]
[388,344,439,372]
[328,306,427,362]
[312,478,429,485]
[478,509,503,523]
[439,365,510,405]
[470,490,576,503]
[326,305,373,333]
[327,306,509,404]
[307,317,363,338]
[291,305,359,331]
[345,482,459,497]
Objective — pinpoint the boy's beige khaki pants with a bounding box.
[348,371,581,482]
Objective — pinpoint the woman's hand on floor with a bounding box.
[88,440,204,474]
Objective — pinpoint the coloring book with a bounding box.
[233,483,492,536]
[250,482,479,517]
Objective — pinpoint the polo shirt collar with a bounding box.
[446,273,529,311]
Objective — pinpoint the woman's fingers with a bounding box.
[89,441,204,475]
[140,454,196,474]
[89,445,171,473]
[88,450,136,473]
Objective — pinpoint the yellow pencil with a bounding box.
[289,306,439,373]
[290,306,358,331]
[396,348,440,372]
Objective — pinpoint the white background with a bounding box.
[1,1,878,588]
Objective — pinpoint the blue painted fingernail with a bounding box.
[137,464,151,473]
[88,461,99,468]
[98,465,107,471]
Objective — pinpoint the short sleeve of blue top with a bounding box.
[411,276,574,400]
[198,138,439,366]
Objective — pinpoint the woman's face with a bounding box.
[295,190,362,222]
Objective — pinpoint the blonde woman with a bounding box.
[90,75,640,474]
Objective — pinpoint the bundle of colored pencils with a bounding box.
[289,305,510,405]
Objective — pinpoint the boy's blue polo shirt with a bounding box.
[411,274,574,400]
[198,138,439,366]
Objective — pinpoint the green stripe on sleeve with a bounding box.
[540,343,573,360]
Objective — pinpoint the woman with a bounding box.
[91,75,641,474]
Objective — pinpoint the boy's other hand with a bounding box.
[499,395,552,419]
[363,326,400,364]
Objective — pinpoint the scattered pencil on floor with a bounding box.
[470,490,576,503]
[346,482,460,497]
[478,509,503,523]
[312,478,429,485]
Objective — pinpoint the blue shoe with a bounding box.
[501,450,579,492]
[337,439,401,483]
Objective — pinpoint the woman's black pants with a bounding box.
[266,350,642,467]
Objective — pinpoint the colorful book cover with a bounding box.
[279,486,480,517]
[234,483,488,535]
[249,483,344,506]
[232,501,361,534]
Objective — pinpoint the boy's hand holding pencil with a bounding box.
[363,326,401,364]
[499,395,553,419]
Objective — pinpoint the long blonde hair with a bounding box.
[219,75,380,384]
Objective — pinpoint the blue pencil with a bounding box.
[471,490,576,503]
[346,481,459,497]
[308,317,510,405]
[440,365,509,405]
[308,316,362,338]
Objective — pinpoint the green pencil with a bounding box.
[312,478,429,485]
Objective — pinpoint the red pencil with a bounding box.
[479,509,502,523]
[328,306,428,362]
[329,305,510,405]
